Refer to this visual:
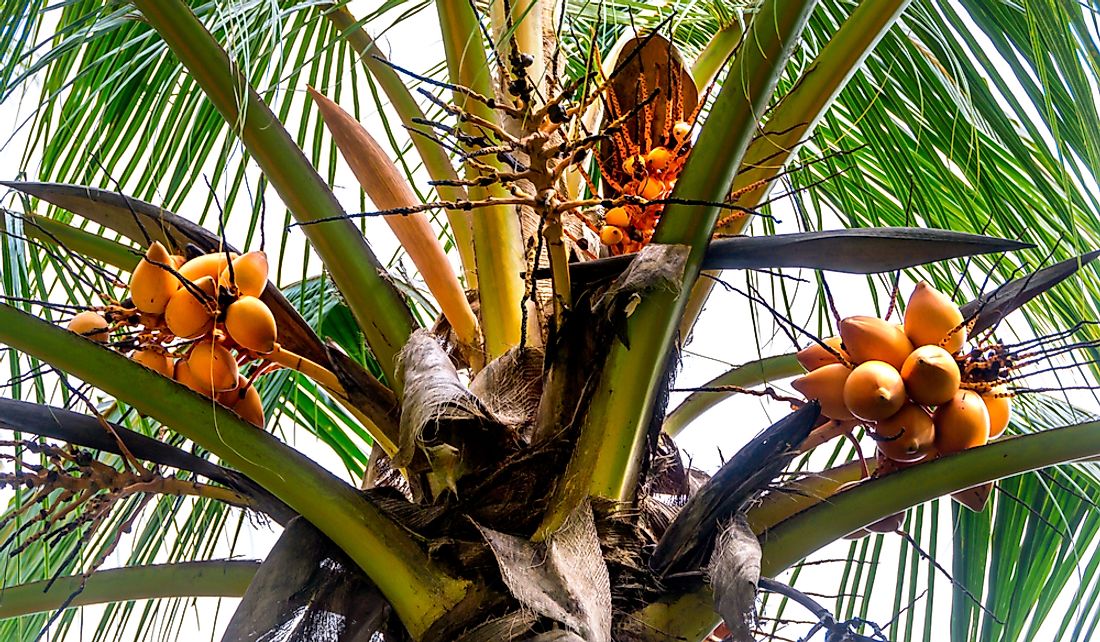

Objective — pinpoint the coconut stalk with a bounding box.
[320,3,477,287]
[437,0,527,359]
[540,0,820,535]
[131,0,416,387]
[309,88,482,366]
[680,0,913,344]
[0,303,472,639]
[0,561,259,619]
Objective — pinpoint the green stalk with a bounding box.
[17,213,139,271]
[541,0,819,535]
[0,304,470,638]
[682,0,911,340]
[0,561,258,618]
[640,421,1100,641]
[692,20,744,89]
[321,4,477,287]
[437,0,527,359]
[662,353,804,437]
[132,0,415,386]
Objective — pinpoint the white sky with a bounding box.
[1,1,1098,640]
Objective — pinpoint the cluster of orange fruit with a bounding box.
[598,120,692,254]
[792,282,1010,465]
[66,242,277,428]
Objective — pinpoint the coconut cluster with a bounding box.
[66,242,275,428]
[792,282,1011,464]
[598,121,692,254]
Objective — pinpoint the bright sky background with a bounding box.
[1,1,1099,640]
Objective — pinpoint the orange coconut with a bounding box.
[904,281,966,353]
[604,207,631,228]
[796,336,846,371]
[933,389,990,454]
[68,311,109,342]
[219,376,264,428]
[219,251,268,298]
[186,341,238,394]
[225,296,277,354]
[900,345,961,406]
[873,403,936,463]
[843,360,906,421]
[131,349,173,378]
[129,241,180,314]
[164,276,217,339]
[791,362,854,420]
[839,316,914,369]
[982,386,1011,439]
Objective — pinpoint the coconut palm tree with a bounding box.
[1,0,1100,640]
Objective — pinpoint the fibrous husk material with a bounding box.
[707,514,762,642]
[470,345,545,438]
[476,502,613,642]
[595,243,689,348]
[395,329,519,500]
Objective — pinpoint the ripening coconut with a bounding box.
[186,341,239,394]
[982,386,1012,439]
[904,281,966,353]
[791,362,854,420]
[604,207,631,228]
[129,241,180,314]
[219,376,264,428]
[873,403,936,463]
[843,360,906,421]
[600,226,624,246]
[839,316,914,369]
[866,512,905,534]
[900,345,961,406]
[225,296,277,353]
[219,251,268,298]
[67,311,109,342]
[178,252,237,284]
[131,349,173,378]
[646,147,672,171]
[672,121,692,144]
[637,177,664,200]
[173,360,211,396]
[933,389,991,454]
[165,276,217,339]
[796,336,846,371]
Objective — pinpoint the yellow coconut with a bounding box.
[900,345,961,406]
[173,360,212,397]
[796,336,846,371]
[791,362,853,420]
[129,241,180,314]
[165,276,217,339]
[672,121,692,143]
[982,386,1012,439]
[225,296,277,354]
[600,226,624,246]
[873,403,936,463]
[638,177,664,200]
[843,360,906,421]
[219,376,264,428]
[839,316,914,369]
[219,251,268,298]
[646,147,673,171]
[622,154,644,176]
[604,207,631,228]
[131,349,174,378]
[186,341,239,394]
[68,311,109,342]
[933,389,990,454]
[178,252,236,284]
[904,281,966,353]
